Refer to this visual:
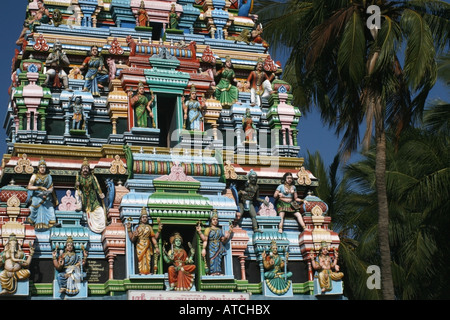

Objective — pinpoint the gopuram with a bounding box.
[0,0,344,300]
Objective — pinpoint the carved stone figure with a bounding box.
[52,236,87,296]
[214,56,239,108]
[168,4,179,30]
[163,232,196,291]
[196,211,233,275]
[26,157,58,229]
[44,40,70,89]
[310,242,344,293]
[242,108,257,143]
[236,170,266,232]
[274,172,307,233]
[75,158,107,233]
[137,0,149,27]
[128,81,155,128]
[81,45,109,96]
[0,234,34,295]
[246,58,274,107]
[69,95,84,130]
[262,240,292,295]
[127,207,162,275]
[182,84,205,131]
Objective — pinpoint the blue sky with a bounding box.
[0,1,448,170]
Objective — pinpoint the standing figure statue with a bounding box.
[236,170,266,232]
[137,0,150,27]
[274,172,307,233]
[69,95,84,130]
[196,211,233,275]
[128,81,155,128]
[262,240,292,295]
[168,3,179,30]
[182,84,205,131]
[52,236,88,296]
[27,157,59,230]
[44,40,70,89]
[81,45,109,96]
[309,242,344,293]
[246,58,274,107]
[127,207,163,275]
[214,56,239,108]
[0,234,34,295]
[75,158,107,233]
[163,232,196,291]
[242,108,257,143]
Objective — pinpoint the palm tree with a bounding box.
[343,126,449,299]
[255,0,449,299]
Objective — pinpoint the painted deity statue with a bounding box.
[69,95,84,130]
[274,172,307,233]
[182,84,205,131]
[27,157,58,230]
[196,212,233,275]
[236,170,267,232]
[246,58,274,107]
[163,233,196,291]
[127,207,163,275]
[214,56,239,107]
[44,40,70,89]
[137,0,150,27]
[0,234,34,295]
[168,4,179,29]
[242,108,257,143]
[310,243,344,293]
[52,237,88,296]
[75,158,107,233]
[262,240,292,295]
[81,45,109,96]
[128,82,155,128]
[28,0,51,33]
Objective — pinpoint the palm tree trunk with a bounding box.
[374,97,395,300]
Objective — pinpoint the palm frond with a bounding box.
[401,9,437,91]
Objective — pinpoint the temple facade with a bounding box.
[0,0,344,300]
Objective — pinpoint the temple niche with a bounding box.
[0,0,345,301]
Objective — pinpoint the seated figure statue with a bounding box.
[262,240,292,295]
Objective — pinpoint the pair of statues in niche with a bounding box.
[137,1,179,30]
[26,157,108,234]
[261,240,344,296]
[0,233,87,297]
[42,41,109,97]
[235,170,307,233]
